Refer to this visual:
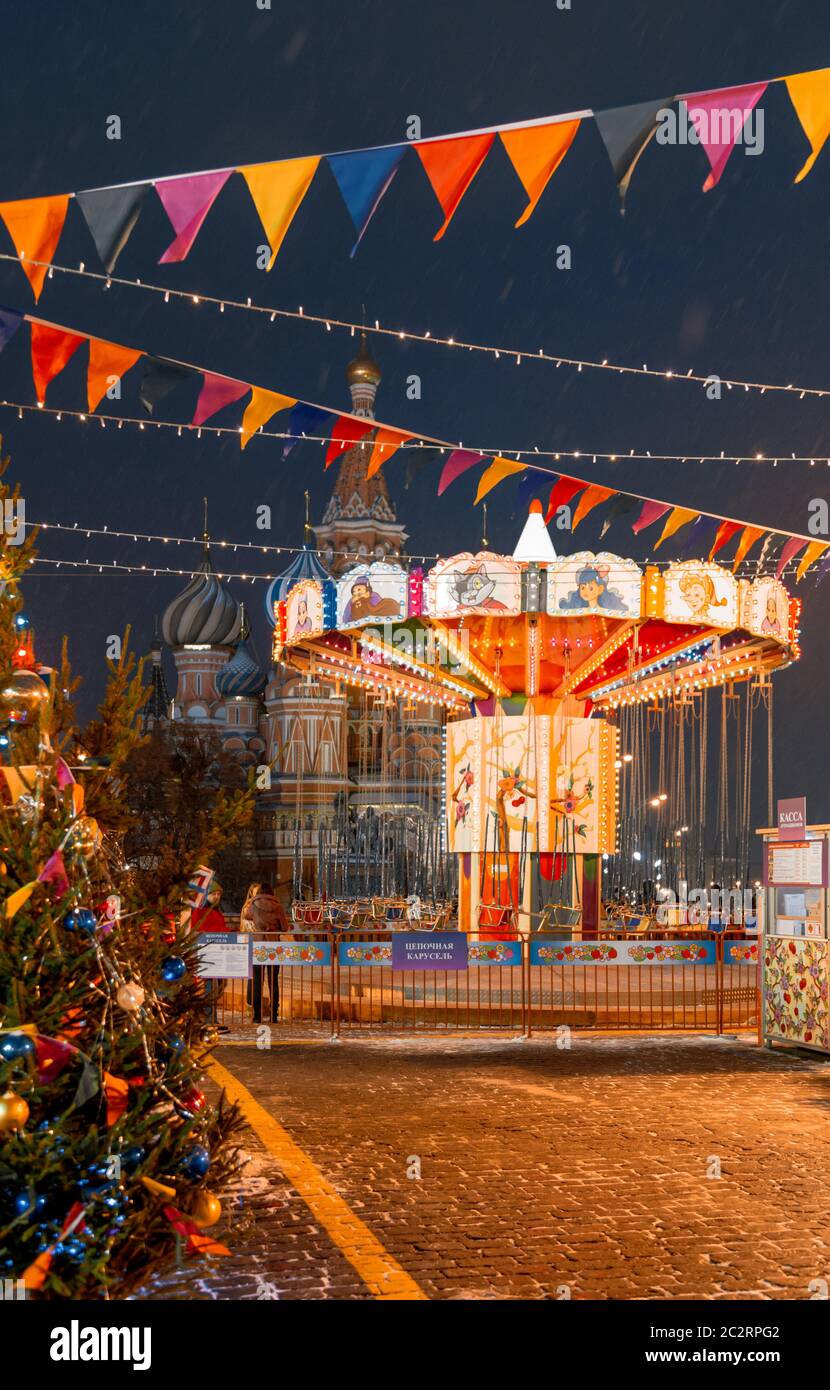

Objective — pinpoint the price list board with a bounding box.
[764,839,828,887]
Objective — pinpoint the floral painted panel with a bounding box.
[764,936,830,1048]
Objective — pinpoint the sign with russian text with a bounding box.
[777,796,807,840]
[197,933,252,979]
[391,934,469,971]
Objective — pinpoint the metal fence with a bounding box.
[212,932,759,1037]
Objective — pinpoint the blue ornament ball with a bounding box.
[64,907,97,933]
[180,1144,211,1180]
[13,613,30,631]
[0,1032,35,1061]
[161,955,186,982]
[13,1190,34,1216]
[122,1145,146,1172]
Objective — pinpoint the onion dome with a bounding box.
[264,546,332,626]
[346,330,382,388]
[162,538,241,647]
[216,632,267,699]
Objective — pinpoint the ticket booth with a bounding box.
[757,811,830,1055]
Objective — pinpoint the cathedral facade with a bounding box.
[149,339,443,897]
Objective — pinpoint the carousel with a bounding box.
[273,502,799,935]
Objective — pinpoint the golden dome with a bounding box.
[346,331,381,387]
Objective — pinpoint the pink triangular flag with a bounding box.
[776,536,808,579]
[38,850,70,896]
[193,372,249,427]
[155,170,233,263]
[686,83,768,191]
[437,449,487,496]
[631,499,671,534]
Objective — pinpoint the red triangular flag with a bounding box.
[631,499,671,534]
[416,133,495,240]
[544,476,587,524]
[325,415,374,468]
[708,519,742,560]
[30,321,86,403]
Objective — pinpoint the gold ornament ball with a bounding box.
[0,1088,29,1134]
[0,669,49,725]
[71,815,101,855]
[191,1190,221,1228]
[199,1025,220,1049]
[116,982,145,1012]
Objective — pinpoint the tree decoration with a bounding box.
[0,443,248,1297]
[161,955,187,982]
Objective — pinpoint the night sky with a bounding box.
[1,0,829,822]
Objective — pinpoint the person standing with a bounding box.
[245,882,289,1024]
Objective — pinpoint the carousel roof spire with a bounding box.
[512,499,557,563]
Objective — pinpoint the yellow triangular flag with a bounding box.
[475,456,527,504]
[796,539,829,581]
[240,388,296,450]
[0,766,37,804]
[500,120,581,226]
[786,68,830,182]
[654,506,698,548]
[731,525,765,572]
[6,881,37,919]
[240,157,320,268]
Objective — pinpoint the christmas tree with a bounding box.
[0,453,249,1298]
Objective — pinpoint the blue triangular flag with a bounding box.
[0,306,24,356]
[327,146,407,255]
[283,403,334,458]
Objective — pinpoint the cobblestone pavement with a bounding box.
[149,1034,830,1301]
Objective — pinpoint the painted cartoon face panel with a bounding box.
[663,561,738,628]
[742,576,790,643]
[337,563,408,628]
[546,553,642,618]
[285,581,324,643]
[445,714,617,854]
[426,552,522,617]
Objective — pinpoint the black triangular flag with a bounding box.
[140,356,194,415]
[76,183,150,273]
[594,99,672,209]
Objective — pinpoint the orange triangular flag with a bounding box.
[654,505,699,548]
[786,68,830,182]
[5,881,37,919]
[240,387,296,449]
[240,157,320,268]
[30,321,86,402]
[474,456,527,504]
[0,194,70,300]
[501,120,581,226]
[796,539,829,581]
[366,427,412,478]
[87,338,142,412]
[416,134,495,240]
[731,525,765,572]
[103,1071,130,1127]
[571,484,616,531]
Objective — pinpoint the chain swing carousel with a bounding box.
[274,501,799,935]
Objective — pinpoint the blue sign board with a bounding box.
[391,933,469,971]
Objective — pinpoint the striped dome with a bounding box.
[264,547,332,626]
[216,635,267,698]
[162,545,241,647]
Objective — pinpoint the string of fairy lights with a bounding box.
[1,398,827,468]
[2,250,828,404]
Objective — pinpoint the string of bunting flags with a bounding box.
[2,252,828,404]
[0,303,827,582]
[0,66,829,299]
